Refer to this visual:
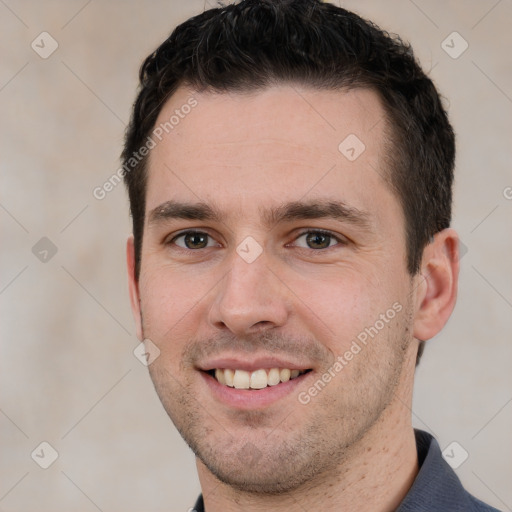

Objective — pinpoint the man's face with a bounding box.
[128,85,421,493]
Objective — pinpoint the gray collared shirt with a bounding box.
[192,430,501,511]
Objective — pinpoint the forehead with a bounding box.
[145,84,399,227]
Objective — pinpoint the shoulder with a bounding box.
[396,430,501,512]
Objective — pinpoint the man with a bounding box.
[122,1,499,510]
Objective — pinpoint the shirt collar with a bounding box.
[396,429,497,511]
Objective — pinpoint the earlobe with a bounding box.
[412,228,460,342]
[127,235,144,341]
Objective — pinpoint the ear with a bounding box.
[127,235,144,341]
[412,228,460,341]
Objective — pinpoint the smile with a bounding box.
[209,368,311,390]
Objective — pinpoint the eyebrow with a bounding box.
[148,199,372,231]
[261,200,372,231]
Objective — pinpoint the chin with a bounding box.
[195,443,318,495]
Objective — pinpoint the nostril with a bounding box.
[251,320,273,331]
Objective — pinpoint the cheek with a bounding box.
[137,265,208,346]
[292,268,406,376]
[288,265,404,350]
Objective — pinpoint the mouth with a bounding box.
[206,367,312,390]
[197,357,315,409]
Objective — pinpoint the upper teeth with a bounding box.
[214,368,304,389]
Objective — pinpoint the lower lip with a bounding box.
[200,371,312,410]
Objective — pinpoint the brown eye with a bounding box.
[293,231,340,250]
[305,232,332,249]
[172,231,214,249]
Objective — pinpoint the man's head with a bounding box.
[123,0,455,281]
[123,0,459,497]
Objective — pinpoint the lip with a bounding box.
[197,356,312,373]
[199,369,313,410]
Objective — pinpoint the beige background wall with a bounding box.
[1,1,511,511]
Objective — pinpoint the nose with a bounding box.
[208,249,290,337]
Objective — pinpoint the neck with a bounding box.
[197,387,419,512]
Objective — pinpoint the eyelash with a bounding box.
[167,229,346,251]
